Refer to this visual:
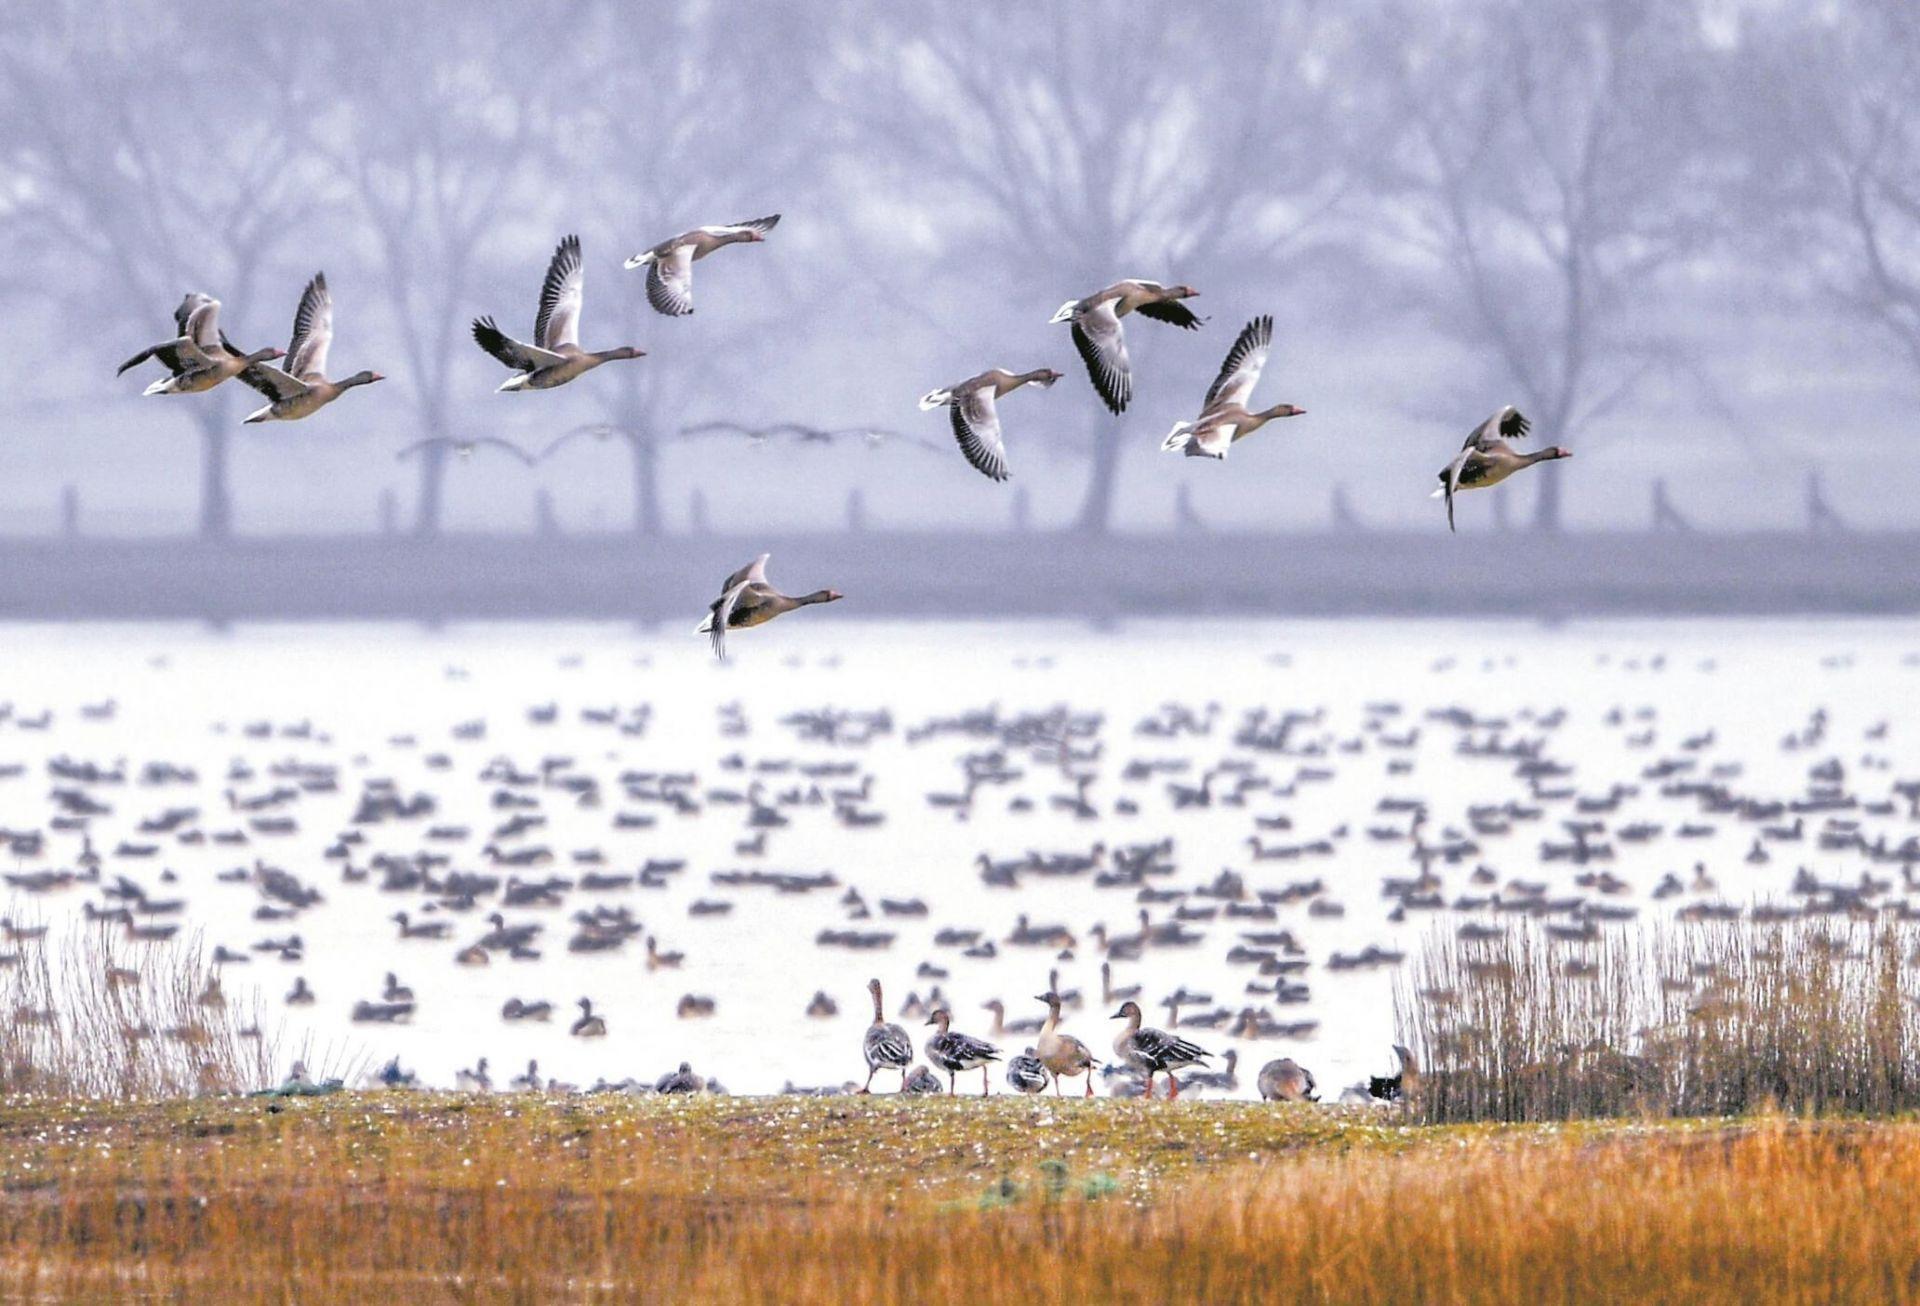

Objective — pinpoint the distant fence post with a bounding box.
[846,488,867,533]
[689,488,709,536]
[1651,479,1692,532]
[535,489,560,538]
[1491,485,1511,532]
[1175,484,1205,534]
[1331,483,1363,533]
[60,485,80,539]
[1807,472,1846,534]
[1011,487,1030,533]
[379,490,399,536]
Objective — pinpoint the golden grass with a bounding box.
[2,1095,1919,1302]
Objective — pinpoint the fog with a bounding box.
[0,0,1915,544]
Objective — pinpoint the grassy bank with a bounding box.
[2,1095,1918,1301]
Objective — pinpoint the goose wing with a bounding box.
[472,317,563,372]
[179,295,222,350]
[701,214,781,239]
[1462,405,1529,452]
[118,338,209,376]
[1071,300,1132,415]
[284,273,334,380]
[865,1021,913,1067]
[536,235,584,350]
[722,552,772,594]
[238,361,309,402]
[646,244,695,316]
[708,582,751,660]
[1134,1026,1210,1067]
[951,386,1011,482]
[1135,298,1201,329]
[1204,314,1272,410]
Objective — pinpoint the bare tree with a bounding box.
[563,4,819,535]
[1369,0,1726,530]
[825,0,1356,534]
[0,3,323,537]
[303,3,577,536]
[1752,0,1920,382]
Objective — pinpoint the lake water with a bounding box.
[0,617,1913,1097]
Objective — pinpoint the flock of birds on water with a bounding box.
[114,219,1572,657]
[0,634,1909,1102]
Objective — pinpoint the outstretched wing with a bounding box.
[238,361,309,402]
[1070,301,1132,415]
[474,437,538,466]
[723,552,771,594]
[1463,405,1530,452]
[712,214,780,237]
[1135,299,1201,329]
[178,294,222,349]
[536,235,584,350]
[646,245,695,316]
[472,317,562,372]
[285,273,333,380]
[708,582,752,660]
[951,387,1011,482]
[1204,315,1272,410]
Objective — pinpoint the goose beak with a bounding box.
[1110,1008,1127,1020]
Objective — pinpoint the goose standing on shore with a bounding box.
[119,293,283,395]
[1257,1056,1318,1103]
[926,1008,1002,1096]
[860,977,913,1094]
[623,215,781,316]
[1035,990,1099,1096]
[1006,1048,1050,1095]
[1050,280,1201,414]
[919,369,1063,482]
[1159,315,1304,460]
[237,273,383,422]
[1432,406,1570,531]
[697,553,842,661]
[473,235,644,391]
[1111,999,1211,1100]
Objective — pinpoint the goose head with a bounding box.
[1111,1000,1141,1021]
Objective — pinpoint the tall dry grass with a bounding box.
[0,920,274,1099]
[1397,919,1920,1121]
[0,1100,1916,1302]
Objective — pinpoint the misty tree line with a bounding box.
[0,0,1912,537]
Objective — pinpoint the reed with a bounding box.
[0,919,275,1100]
[1397,918,1920,1121]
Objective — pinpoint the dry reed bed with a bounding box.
[1399,918,1920,1121]
[2,1096,1919,1301]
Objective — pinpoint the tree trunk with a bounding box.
[412,423,448,537]
[1531,465,1564,533]
[1072,414,1125,535]
[627,429,660,537]
[195,404,233,540]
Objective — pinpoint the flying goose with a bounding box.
[238,273,384,422]
[395,437,537,466]
[1035,990,1099,1096]
[1049,280,1201,414]
[623,214,780,316]
[1111,999,1211,1099]
[473,235,643,391]
[1256,1056,1318,1103]
[926,1007,1002,1096]
[697,553,842,661]
[119,292,283,395]
[861,977,914,1093]
[1431,406,1570,531]
[1159,315,1304,459]
[918,368,1063,481]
